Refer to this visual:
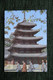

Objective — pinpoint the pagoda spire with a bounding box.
[23,11,26,22]
[24,11,25,19]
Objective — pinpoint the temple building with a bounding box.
[5,13,47,64]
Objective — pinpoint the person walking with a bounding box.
[16,61,21,72]
[29,61,34,72]
[41,60,45,72]
[22,61,27,72]
[45,60,47,72]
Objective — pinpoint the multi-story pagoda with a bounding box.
[7,13,47,64]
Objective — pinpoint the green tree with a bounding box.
[5,10,47,35]
[5,11,20,34]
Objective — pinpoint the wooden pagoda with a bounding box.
[6,13,47,64]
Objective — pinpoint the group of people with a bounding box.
[5,59,47,72]
[41,60,47,72]
[16,60,47,72]
[16,61,34,72]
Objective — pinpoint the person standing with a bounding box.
[45,60,47,72]
[29,61,34,72]
[22,61,27,72]
[16,61,21,72]
[41,60,45,72]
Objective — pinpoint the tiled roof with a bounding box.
[15,36,43,40]
[18,20,36,27]
[13,44,46,48]
[14,29,40,33]
[11,52,47,57]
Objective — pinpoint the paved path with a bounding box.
[4,64,42,72]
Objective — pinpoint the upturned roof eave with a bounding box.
[18,20,37,27]
[11,53,47,57]
[18,24,36,27]
[14,21,37,29]
[13,29,40,34]
[12,46,46,49]
[9,44,47,49]
[13,36,43,40]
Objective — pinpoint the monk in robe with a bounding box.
[22,61,27,72]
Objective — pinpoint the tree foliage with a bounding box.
[5,26,11,30]
[5,10,47,35]
[43,30,47,33]
[9,34,14,41]
[41,48,47,52]
[40,10,45,14]
[22,10,30,13]
[5,10,47,47]
[27,10,47,25]
[5,11,20,34]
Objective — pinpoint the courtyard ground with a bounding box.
[4,64,42,72]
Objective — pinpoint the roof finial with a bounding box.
[24,11,25,20]
[23,11,26,22]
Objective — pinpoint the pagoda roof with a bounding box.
[15,36,43,40]
[14,29,40,33]
[11,52,47,57]
[18,20,36,27]
[14,20,37,28]
[12,44,46,49]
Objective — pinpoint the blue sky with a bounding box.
[5,10,47,45]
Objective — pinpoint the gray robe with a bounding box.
[45,63,47,72]
[16,63,21,72]
[29,62,34,72]
[41,62,45,72]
